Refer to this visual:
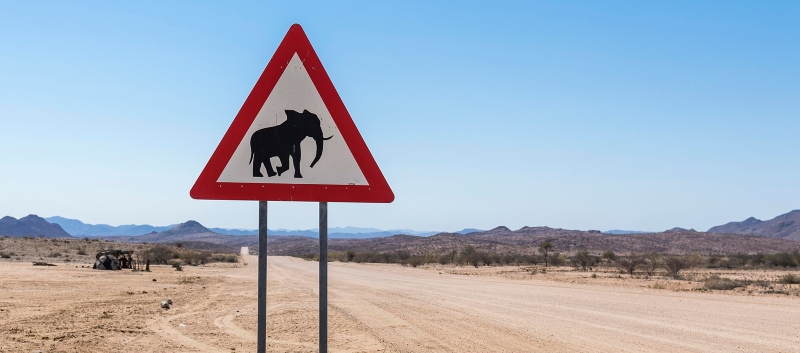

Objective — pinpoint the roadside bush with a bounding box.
[570,250,596,271]
[76,247,87,255]
[703,275,743,290]
[486,252,501,266]
[0,252,11,259]
[778,273,800,284]
[459,246,480,267]
[663,256,690,278]
[706,255,721,268]
[644,253,662,276]
[396,250,411,265]
[765,253,798,268]
[344,250,356,262]
[616,256,644,275]
[142,245,175,265]
[408,256,425,268]
[47,252,62,258]
[353,251,377,263]
[179,250,211,266]
[549,253,567,267]
[602,250,617,265]
[717,256,745,269]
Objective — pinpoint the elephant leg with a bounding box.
[263,156,277,177]
[252,153,264,177]
[276,154,290,176]
[292,143,303,178]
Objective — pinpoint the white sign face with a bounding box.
[217,54,368,185]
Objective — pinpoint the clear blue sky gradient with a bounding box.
[1,1,798,232]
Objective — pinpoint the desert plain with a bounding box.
[2,252,800,353]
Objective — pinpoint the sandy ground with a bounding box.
[1,256,800,352]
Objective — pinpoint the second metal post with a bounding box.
[319,202,328,353]
[257,201,268,353]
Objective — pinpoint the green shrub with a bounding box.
[408,256,425,268]
[766,253,797,268]
[179,250,211,266]
[570,250,596,270]
[141,245,175,265]
[209,254,239,263]
[703,275,743,290]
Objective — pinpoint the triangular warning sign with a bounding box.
[190,24,394,203]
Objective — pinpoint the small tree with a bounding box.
[396,250,411,265]
[616,256,643,275]
[345,250,356,262]
[538,241,553,267]
[663,256,689,278]
[460,246,479,267]
[572,250,594,271]
[644,253,661,276]
[143,245,175,265]
[602,250,617,265]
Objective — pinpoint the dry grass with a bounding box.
[411,263,800,297]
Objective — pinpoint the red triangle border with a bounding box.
[190,24,394,203]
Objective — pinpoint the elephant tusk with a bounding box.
[322,135,334,140]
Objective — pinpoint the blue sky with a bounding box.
[0,1,797,232]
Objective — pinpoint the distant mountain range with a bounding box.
[44,216,443,238]
[603,230,651,235]
[0,215,71,238]
[45,216,174,236]
[2,210,799,253]
[708,210,800,241]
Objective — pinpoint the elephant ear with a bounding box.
[284,110,298,120]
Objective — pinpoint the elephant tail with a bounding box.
[249,150,254,165]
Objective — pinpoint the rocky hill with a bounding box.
[0,215,71,238]
[265,226,800,256]
[708,210,800,240]
[109,221,247,244]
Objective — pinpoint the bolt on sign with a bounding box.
[190,24,393,203]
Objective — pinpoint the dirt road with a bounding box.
[2,256,799,352]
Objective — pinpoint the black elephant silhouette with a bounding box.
[249,109,333,178]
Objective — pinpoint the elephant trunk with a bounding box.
[309,137,324,168]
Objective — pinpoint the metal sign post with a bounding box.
[257,201,268,353]
[319,202,328,353]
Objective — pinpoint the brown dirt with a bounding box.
[1,256,800,352]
